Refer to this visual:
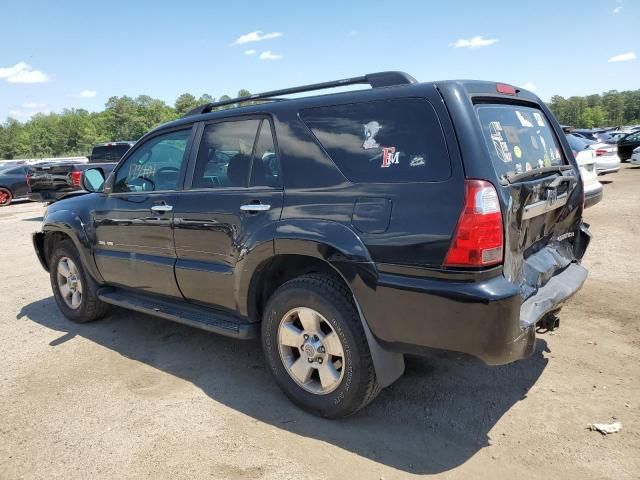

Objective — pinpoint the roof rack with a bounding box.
[183,71,417,117]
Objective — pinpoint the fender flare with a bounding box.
[253,218,405,387]
[41,209,104,283]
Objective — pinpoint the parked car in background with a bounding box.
[573,129,616,144]
[563,127,620,175]
[566,134,602,208]
[617,131,640,162]
[28,141,134,203]
[0,165,29,206]
[630,146,640,165]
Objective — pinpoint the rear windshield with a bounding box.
[476,104,567,180]
[300,98,451,183]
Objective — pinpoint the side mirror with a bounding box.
[81,168,105,193]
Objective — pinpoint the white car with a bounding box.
[566,134,603,208]
[590,142,621,175]
[631,146,640,165]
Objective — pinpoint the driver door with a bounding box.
[93,126,195,297]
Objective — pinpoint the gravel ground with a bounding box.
[1,166,639,479]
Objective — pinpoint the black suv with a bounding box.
[32,72,590,418]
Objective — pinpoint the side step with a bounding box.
[97,288,258,339]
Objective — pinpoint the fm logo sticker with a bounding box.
[381,147,400,168]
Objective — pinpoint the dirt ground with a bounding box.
[0,167,638,480]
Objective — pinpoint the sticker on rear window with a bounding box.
[362,121,382,150]
[410,155,425,167]
[513,145,522,159]
[489,121,512,163]
[533,112,545,127]
[516,111,533,127]
[381,147,400,168]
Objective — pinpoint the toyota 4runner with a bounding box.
[32,72,591,418]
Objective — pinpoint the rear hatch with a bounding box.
[475,103,587,302]
[28,162,77,193]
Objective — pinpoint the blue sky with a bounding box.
[1,0,638,121]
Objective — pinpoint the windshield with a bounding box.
[476,104,567,180]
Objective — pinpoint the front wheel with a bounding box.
[0,187,12,206]
[50,239,109,323]
[261,274,380,418]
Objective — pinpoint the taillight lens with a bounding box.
[595,149,607,157]
[444,179,504,267]
[71,171,82,188]
[496,83,517,95]
[572,150,578,159]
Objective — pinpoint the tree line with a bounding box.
[2,87,640,160]
[0,90,251,160]
[547,89,640,129]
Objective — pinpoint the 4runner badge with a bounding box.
[381,147,400,168]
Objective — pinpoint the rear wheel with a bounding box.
[50,239,109,323]
[261,274,380,418]
[0,187,12,206]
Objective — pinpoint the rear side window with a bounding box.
[106,144,131,161]
[91,146,106,161]
[300,98,451,183]
[476,105,567,180]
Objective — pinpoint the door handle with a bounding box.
[240,203,271,212]
[151,204,173,212]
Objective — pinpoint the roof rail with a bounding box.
[183,71,417,117]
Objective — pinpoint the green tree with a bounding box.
[174,93,198,116]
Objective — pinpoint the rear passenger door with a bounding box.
[173,117,283,313]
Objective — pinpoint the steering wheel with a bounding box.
[154,166,180,189]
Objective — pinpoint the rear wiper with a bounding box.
[503,165,573,184]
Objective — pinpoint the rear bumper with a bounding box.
[584,185,603,208]
[596,165,620,175]
[359,263,588,366]
[28,189,75,203]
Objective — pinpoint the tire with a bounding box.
[261,274,380,418]
[0,187,12,207]
[49,239,109,323]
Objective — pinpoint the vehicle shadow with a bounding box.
[17,297,549,474]
[22,216,43,222]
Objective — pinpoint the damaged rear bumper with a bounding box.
[359,262,588,366]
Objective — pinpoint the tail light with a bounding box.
[595,149,608,157]
[71,170,82,188]
[444,179,504,267]
[572,150,578,159]
[496,83,517,95]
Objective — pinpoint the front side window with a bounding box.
[113,129,191,193]
[191,118,280,189]
[300,98,451,183]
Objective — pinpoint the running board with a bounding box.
[97,288,258,339]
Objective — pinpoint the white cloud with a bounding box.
[0,62,50,84]
[9,106,50,120]
[608,51,637,62]
[230,31,282,46]
[348,30,358,36]
[450,36,498,49]
[22,102,46,109]
[78,89,97,98]
[522,82,537,92]
[259,50,283,60]
[613,6,622,13]
[244,49,256,55]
